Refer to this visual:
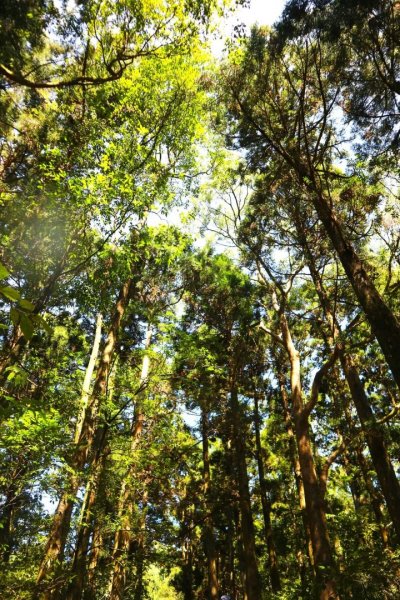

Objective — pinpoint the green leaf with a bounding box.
[19,314,34,340]
[19,299,35,312]
[10,307,20,326]
[0,263,10,280]
[1,286,21,302]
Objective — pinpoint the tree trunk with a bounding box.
[86,516,105,598]
[274,305,339,599]
[253,391,281,592]
[36,282,130,596]
[180,496,195,600]
[65,431,109,600]
[201,411,219,600]
[308,184,400,391]
[356,444,390,548]
[275,361,315,573]
[74,313,103,445]
[108,325,152,600]
[133,490,148,600]
[293,211,400,543]
[341,354,400,543]
[229,386,262,600]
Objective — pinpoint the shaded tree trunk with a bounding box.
[201,411,219,600]
[229,386,262,600]
[253,391,281,592]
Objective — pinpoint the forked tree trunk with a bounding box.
[237,83,400,389]
[36,282,130,597]
[293,216,400,544]
[271,302,339,600]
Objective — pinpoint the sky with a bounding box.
[233,0,287,27]
[211,0,287,55]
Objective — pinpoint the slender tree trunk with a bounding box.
[74,313,103,444]
[180,496,195,600]
[253,392,281,592]
[228,516,237,600]
[85,516,105,598]
[108,325,152,600]
[36,282,130,596]
[341,450,362,513]
[356,445,390,548]
[67,349,119,600]
[229,386,262,600]
[133,490,148,600]
[0,483,20,562]
[201,411,219,600]
[341,354,400,543]
[0,455,29,563]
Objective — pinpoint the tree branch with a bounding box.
[303,345,340,416]
[319,434,345,498]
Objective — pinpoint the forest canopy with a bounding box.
[0,1,399,599]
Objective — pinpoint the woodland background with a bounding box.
[0,1,399,599]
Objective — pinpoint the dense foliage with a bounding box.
[0,1,399,599]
